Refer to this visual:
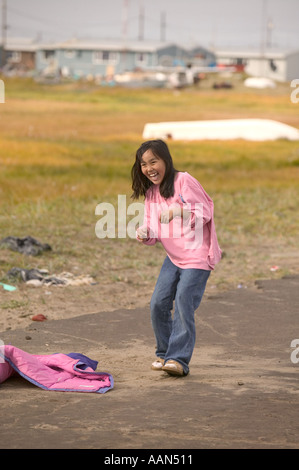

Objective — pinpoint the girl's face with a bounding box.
[140,149,166,185]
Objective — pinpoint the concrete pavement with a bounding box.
[0,275,298,450]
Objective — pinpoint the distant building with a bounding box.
[0,37,37,72]
[215,48,299,82]
[0,36,218,83]
[156,44,190,67]
[189,46,217,67]
[35,38,193,79]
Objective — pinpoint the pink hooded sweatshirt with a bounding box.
[0,345,113,393]
[140,172,222,270]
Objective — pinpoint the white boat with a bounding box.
[142,119,299,141]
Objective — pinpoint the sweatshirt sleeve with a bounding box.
[181,174,222,268]
[181,176,212,228]
[136,195,158,246]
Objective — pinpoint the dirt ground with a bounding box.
[1,233,299,451]
[0,277,151,332]
[0,274,298,450]
[1,245,299,334]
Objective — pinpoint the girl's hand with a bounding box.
[160,209,173,224]
[136,226,148,242]
[160,207,183,224]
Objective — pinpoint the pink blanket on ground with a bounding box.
[0,344,113,393]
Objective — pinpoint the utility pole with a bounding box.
[160,11,166,42]
[1,0,7,69]
[266,18,274,48]
[122,0,129,42]
[259,0,267,77]
[138,3,144,41]
[260,0,267,55]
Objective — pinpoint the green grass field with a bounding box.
[1,75,299,295]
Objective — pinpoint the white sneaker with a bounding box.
[162,360,184,376]
[151,358,165,371]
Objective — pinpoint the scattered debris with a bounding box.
[114,70,167,88]
[6,267,95,287]
[0,236,52,256]
[7,267,65,285]
[31,314,47,322]
[212,81,233,89]
[0,282,17,292]
[237,283,247,289]
[270,265,280,272]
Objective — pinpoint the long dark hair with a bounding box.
[131,139,178,199]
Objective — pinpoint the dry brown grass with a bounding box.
[0,76,299,330]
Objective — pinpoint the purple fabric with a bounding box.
[67,352,98,371]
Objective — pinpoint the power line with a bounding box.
[7,4,70,25]
[1,0,7,66]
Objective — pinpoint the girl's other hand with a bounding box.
[160,209,173,224]
[160,207,182,224]
[136,226,148,242]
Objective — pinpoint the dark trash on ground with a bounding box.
[0,236,52,256]
[6,267,96,287]
[212,81,233,89]
[7,267,66,285]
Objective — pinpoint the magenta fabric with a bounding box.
[0,344,113,393]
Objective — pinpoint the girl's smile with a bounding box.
[140,149,166,185]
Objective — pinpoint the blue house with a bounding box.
[35,38,192,80]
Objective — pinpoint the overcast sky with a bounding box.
[4,0,299,51]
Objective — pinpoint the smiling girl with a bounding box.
[131,139,221,376]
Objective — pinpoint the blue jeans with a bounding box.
[150,256,210,375]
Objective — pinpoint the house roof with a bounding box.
[1,37,39,52]
[215,47,299,59]
[1,36,216,57]
[9,37,297,60]
[40,38,175,53]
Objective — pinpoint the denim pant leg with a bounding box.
[165,267,210,375]
[150,257,179,359]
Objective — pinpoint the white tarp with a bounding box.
[244,77,276,89]
[142,119,299,141]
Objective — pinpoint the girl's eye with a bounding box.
[141,159,157,167]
